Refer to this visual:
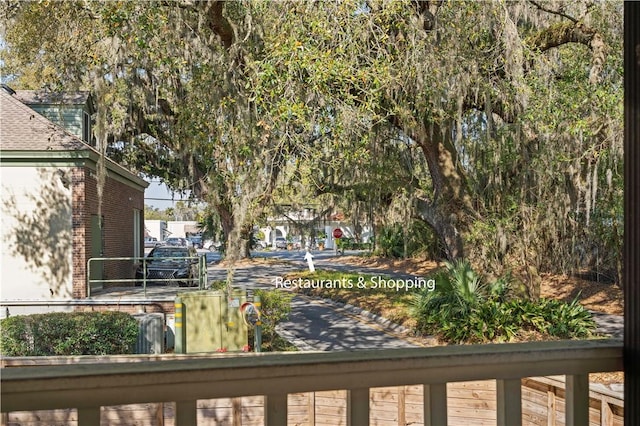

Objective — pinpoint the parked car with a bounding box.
[204,239,223,252]
[135,246,199,287]
[144,236,159,248]
[187,236,203,249]
[165,237,187,247]
[252,239,268,250]
[275,237,287,249]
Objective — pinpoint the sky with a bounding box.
[144,180,193,210]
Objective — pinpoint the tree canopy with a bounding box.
[1,0,623,290]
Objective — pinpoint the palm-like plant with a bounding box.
[411,259,487,341]
[411,261,595,344]
[412,259,484,315]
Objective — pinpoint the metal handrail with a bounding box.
[86,255,206,297]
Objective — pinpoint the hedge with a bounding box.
[0,311,139,356]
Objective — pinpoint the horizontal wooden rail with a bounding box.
[1,339,623,425]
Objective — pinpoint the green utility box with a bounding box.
[175,290,248,353]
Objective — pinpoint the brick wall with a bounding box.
[72,166,145,298]
[72,167,87,298]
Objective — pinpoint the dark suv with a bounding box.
[136,246,199,287]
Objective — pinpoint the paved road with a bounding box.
[206,249,623,349]
[589,311,623,339]
[206,249,423,351]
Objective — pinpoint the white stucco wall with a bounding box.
[1,166,74,301]
[144,219,167,241]
[166,221,198,239]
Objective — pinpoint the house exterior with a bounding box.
[0,86,148,316]
[144,219,168,242]
[261,207,371,250]
[144,220,201,242]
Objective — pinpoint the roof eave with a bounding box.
[0,150,149,190]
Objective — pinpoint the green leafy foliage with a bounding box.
[336,237,371,251]
[375,221,441,259]
[0,312,139,356]
[411,261,597,343]
[376,224,405,258]
[1,0,623,286]
[252,289,293,351]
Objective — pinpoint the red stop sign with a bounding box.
[332,228,343,239]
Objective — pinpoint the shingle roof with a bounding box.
[13,89,91,106]
[0,86,89,151]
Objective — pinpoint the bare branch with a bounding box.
[528,0,578,23]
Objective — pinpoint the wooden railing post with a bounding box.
[565,374,589,426]
[497,379,522,426]
[347,388,370,426]
[175,400,197,425]
[424,383,447,426]
[264,393,287,426]
[77,407,100,425]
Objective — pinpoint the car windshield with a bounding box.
[150,248,190,259]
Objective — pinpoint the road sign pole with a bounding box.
[253,295,262,353]
[332,228,344,254]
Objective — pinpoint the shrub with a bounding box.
[251,289,293,351]
[375,224,405,258]
[505,297,597,339]
[0,311,139,356]
[336,238,371,251]
[411,260,597,343]
[375,221,442,259]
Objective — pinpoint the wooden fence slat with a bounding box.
[232,397,242,426]
[602,398,614,426]
[547,389,557,426]
[398,386,406,426]
[308,392,316,426]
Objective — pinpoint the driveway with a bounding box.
[207,250,424,351]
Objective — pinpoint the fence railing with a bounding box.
[87,255,207,297]
[0,339,623,425]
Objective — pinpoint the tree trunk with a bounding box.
[216,202,254,260]
[414,197,465,260]
[401,119,477,260]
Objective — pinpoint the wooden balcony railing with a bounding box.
[0,339,623,426]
